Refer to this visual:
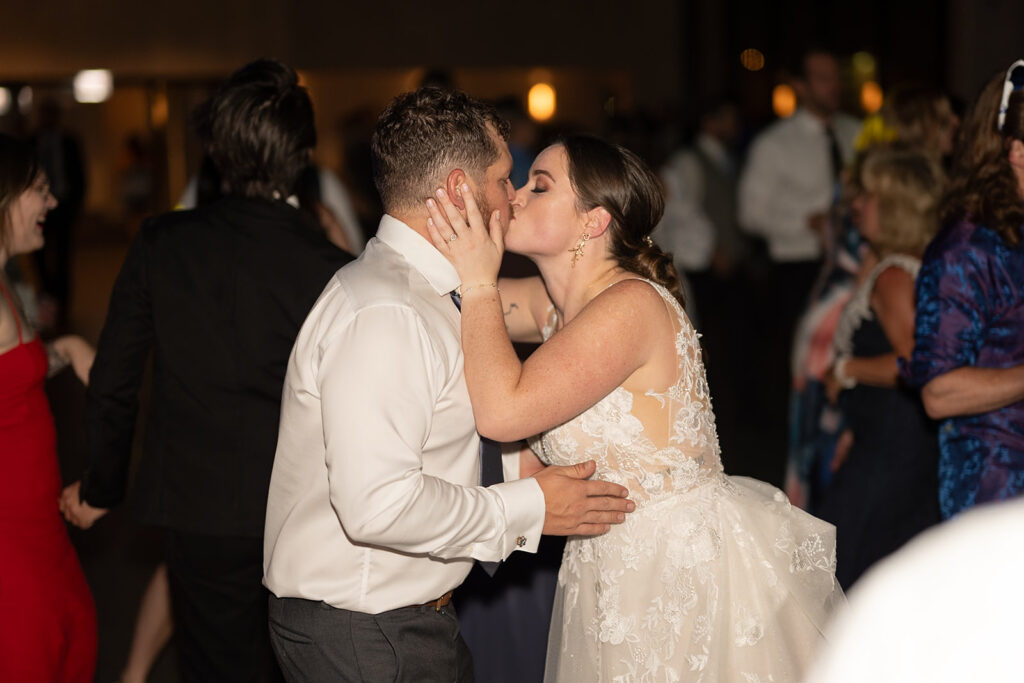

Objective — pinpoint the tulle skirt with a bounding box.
[544,475,843,682]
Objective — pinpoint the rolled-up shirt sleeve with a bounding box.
[318,304,544,561]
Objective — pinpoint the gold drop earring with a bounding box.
[569,233,590,268]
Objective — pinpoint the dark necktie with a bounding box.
[451,290,502,576]
[824,124,844,181]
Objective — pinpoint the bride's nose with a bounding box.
[511,185,527,208]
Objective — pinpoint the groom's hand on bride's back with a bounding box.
[533,460,635,536]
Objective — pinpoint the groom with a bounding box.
[263,87,634,681]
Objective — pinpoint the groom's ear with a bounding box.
[445,169,468,212]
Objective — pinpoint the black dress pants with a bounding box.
[164,530,283,683]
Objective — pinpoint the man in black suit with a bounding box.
[60,59,352,682]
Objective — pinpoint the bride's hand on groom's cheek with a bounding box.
[425,185,503,284]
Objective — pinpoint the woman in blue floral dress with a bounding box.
[903,64,1024,517]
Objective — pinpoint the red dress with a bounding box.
[0,283,96,682]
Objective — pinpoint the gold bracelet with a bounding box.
[460,282,499,295]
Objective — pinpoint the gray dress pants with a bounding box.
[269,595,474,682]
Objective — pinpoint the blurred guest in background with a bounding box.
[881,84,960,166]
[120,133,159,236]
[903,63,1024,518]
[787,82,960,510]
[0,132,96,683]
[656,100,742,286]
[739,47,861,480]
[739,48,860,268]
[818,147,943,589]
[59,59,352,683]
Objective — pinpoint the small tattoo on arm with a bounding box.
[503,302,519,317]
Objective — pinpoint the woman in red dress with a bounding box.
[0,133,97,682]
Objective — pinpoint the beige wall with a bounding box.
[0,0,681,101]
[0,0,683,218]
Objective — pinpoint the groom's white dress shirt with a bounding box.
[264,215,545,614]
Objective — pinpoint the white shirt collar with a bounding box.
[375,214,461,296]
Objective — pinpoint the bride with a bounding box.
[425,133,843,682]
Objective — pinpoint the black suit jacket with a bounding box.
[81,196,353,537]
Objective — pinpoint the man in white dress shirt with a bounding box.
[738,48,859,273]
[263,87,634,682]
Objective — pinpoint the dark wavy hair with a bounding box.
[941,71,1024,246]
[371,87,509,213]
[193,58,316,200]
[558,134,684,307]
[0,133,41,253]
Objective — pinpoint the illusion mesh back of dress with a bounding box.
[532,279,841,683]
[533,279,723,506]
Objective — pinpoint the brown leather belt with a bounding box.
[416,590,453,612]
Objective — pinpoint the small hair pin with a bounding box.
[998,59,1024,131]
[643,236,654,247]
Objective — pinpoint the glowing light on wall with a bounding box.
[528,83,556,122]
[861,81,884,114]
[73,69,113,103]
[772,84,797,118]
[740,49,765,71]
[0,88,10,116]
[150,92,169,128]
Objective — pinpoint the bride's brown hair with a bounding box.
[558,134,685,307]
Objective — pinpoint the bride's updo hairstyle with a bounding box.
[558,134,685,306]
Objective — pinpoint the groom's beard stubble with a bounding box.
[474,191,493,226]
[472,191,514,234]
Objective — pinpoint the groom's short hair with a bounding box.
[371,87,510,213]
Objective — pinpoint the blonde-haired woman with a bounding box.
[820,146,944,589]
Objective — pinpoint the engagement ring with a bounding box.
[449,234,458,242]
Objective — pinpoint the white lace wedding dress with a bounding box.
[531,280,843,682]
